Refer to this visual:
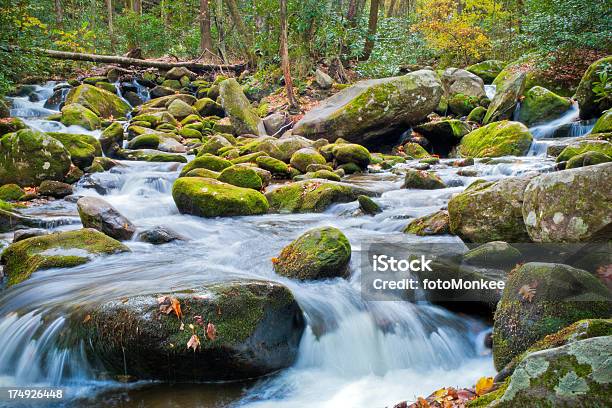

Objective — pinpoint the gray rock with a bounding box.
[263,113,288,135]
[13,228,50,242]
[76,196,136,240]
[136,226,185,244]
[314,69,334,89]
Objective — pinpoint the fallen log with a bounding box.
[32,48,247,73]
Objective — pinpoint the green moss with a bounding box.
[566,151,611,168]
[403,169,446,189]
[0,117,27,136]
[119,149,187,163]
[466,60,507,84]
[467,106,488,123]
[448,93,482,116]
[180,154,232,176]
[403,142,430,159]
[65,84,130,118]
[403,210,450,236]
[172,177,269,217]
[557,140,612,162]
[183,168,220,179]
[219,79,264,135]
[518,86,571,126]
[458,121,533,157]
[0,228,129,286]
[60,103,101,130]
[256,155,290,177]
[198,135,232,155]
[331,144,371,168]
[47,132,102,169]
[218,165,263,190]
[468,379,510,407]
[591,109,612,134]
[574,56,612,119]
[0,184,24,201]
[127,133,161,150]
[231,151,267,165]
[274,226,351,280]
[358,195,381,214]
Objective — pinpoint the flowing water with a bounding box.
[0,83,593,407]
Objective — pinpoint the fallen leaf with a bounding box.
[179,322,185,331]
[206,322,217,340]
[187,334,200,351]
[518,281,538,302]
[171,298,182,319]
[416,397,430,408]
[475,376,494,396]
[271,257,280,264]
[157,296,182,318]
[82,314,91,324]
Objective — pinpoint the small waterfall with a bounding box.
[131,79,151,103]
[484,84,496,100]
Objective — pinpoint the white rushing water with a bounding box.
[0,82,593,407]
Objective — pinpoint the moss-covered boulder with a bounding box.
[69,280,304,381]
[466,60,506,84]
[0,129,72,187]
[289,148,326,172]
[0,228,129,286]
[167,99,196,119]
[331,143,371,168]
[484,72,526,124]
[219,78,265,136]
[179,154,232,176]
[116,149,187,163]
[462,241,521,268]
[65,84,130,118]
[193,97,224,117]
[183,168,220,179]
[457,121,533,158]
[403,210,450,236]
[448,175,535,242]
[518,86,571,126]
[99,121,124,156]
[256,155,290,177]
[172,177,269,217]
[0,117,27,136]
[198,135,232,155]
[574,56,612,119]
[358,195,381,215]
[556,139,612,163]
[491,336,612,407]
[592,109,612,134]
[60,104,101,130]
[522,163,612,242]
[266,179,377,213]
[48,132,102,169]
[77,196,136,240]
[0,184,24,201]
[402,142,430,159]
[492,262,611,370]
[466,106,487,123]
[566,151,612,169]
[402,169,446,189]
[293,71,443,144]
[274,227,351,280]
[218,165,263,190]
[442,68,487,116]
[38,180,73,198]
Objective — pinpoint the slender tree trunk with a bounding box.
[280,0,298,109]
[199,0,214,57]
[361,0,380,61]
[54,0,63,27]
[347,0,358,26]
[215,0,228,63]
[224,0,255,64]
[133,0,142,14]
[105,0,115,52]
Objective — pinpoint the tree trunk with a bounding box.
[29,48,246,73]
[387,0,397,17]
[347,0,358,26]
[199,0,214,57]
[224,0,255,65]
[105,0,115,53]
[361,0,380,61]
[54,0,63,27]
[280,0,298,109]
[214,0,228,63]
[133,0,142,14]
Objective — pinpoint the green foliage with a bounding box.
[592,63,612,104]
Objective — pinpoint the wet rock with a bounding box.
[314,69,334,89]
[289,148,326,172]
[149,85,176,99]
[0,201,44,233]
[574,56,612,119]
[13,228,49,242]
[60,103,101,130]
[38,180,73,198]
[402,142,431,159]
[293,70,443,144]
[116,149,187,163]
[522,163,612,242]
[518,86,571,126]
[64,84,130,118]
[167,98,196,119]
[48,132,102,169]
[592,109,612,133]
[457,120,533,158]
[77,196,136,240]
[265,179,377,213]
[403,210,450,236]
[465,60,506,84]
[123,91,143,107]
[98,122,124,157]
[198,135,233,155]
[172,177,269,217]
[136,226,184,244]
[0,228,129,286]
[165,67,197,81]
[492,262,611,370]
[179,154,232,176]
[358,195,382,215]
[219,78,266,136]
[556,139,612,163]
[193,97,224,117]
[448,175,536,242]
[218,165,263,190]
[402,169,446,189]
[566,151,612,169]
[442,68,487,116]
[466,106,487,123]
[462,241,521,268]
[484,72,526,124]
[0,129,72,187]
[262,113,288,135]
[274,226,351,280]
[70,280,304,382]
[331,143,371,168]
[413,119,471,156]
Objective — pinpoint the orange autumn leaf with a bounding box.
[271,257,280,264]
[518,281,538,302]
[157,296,182,319]
[171,298,182,319]
[475,376,494,396]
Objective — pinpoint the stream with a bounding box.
[0,82,592,407]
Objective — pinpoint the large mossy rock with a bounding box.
[179,154,232,176]
[484,72,526,124]
[574,56,612,120]
[0,129,72,187]
[402,169,446,189]
[518,86,571,126]
[70,280,305,381]
[218,165,263,190]
[293,70,443,144]
[65,84,130,118]
[0,228,129,286]
[48,132,102,169]
[492,262,611,371]
[274,226,351,280]
[265,179,376,213]
[592,109,612,134]
[448,175,535,242]
[77,196,136,241]
[556,139,612,163]
[403,210,450,236]
[219,78,265,136]
[172,177,269,217]
[522,163,612,242]
[289,148,326,172]
[99,122,124,156]
[566,151,612,169]
[331,143,371,168]
[441,68,487,116]
[465,60,506,84]
[0,117,26,136]
[413,119,471,155]
[492,336,612,407]
[457,121,533,158]
[60,103,101,130]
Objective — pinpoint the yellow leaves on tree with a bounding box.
[413,0,498,66]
